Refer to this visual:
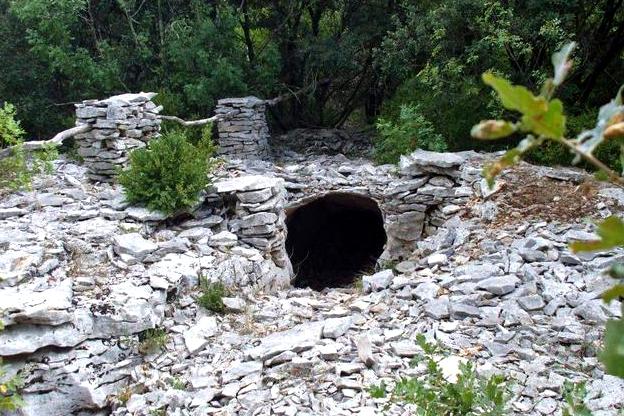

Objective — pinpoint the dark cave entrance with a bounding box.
[286,193,387,291]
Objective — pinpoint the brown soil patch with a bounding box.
[484,164,602,227]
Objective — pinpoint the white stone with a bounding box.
[183,317,218,354]
[113,233,157,260]
[222,361,263,383]
[322,316,352,339]
[362,270,394,292]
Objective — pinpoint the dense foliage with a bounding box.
[373,104,447,164]
[473,42,624,379]
[0,102,56,192]
[1,0,622,167]
[118,130,215,215]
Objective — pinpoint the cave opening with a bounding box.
[286,192,387,291]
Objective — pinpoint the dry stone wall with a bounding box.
[215,96,270,159]
[276,150,483,261]
[211,175,292,290]
[74,92,162,182]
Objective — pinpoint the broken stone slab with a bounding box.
[245,321,324,362]
[183,316,218,354]
[239,212,279,229]
[214,175,283,193]
[113,232,157,261]
[0,207,27,219]
[1,279,73,326]
[0,309,94,356]
[322,316,353,339]
[399,149,469,176]
[517,294,546,311]
[222,361,263,384]
[222,297,246,313]
[209,231,238,247]
[476,275,520,296]
[125,206,167,222]
[362,269,394,292]
[356,334,376,368]
[148,253,201,289]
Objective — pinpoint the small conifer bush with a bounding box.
[118,130,215,215]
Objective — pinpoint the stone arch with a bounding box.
[285,192,387,291]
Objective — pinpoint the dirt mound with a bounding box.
[486,164,604,226]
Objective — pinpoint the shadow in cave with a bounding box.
[286,193,387,291]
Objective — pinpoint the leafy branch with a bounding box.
[472,41,624,379]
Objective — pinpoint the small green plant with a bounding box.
[374,104,447,164]
[371,334,508,415]
[0,102,57,192]
[197,279,229,314]
[149,407,166,416]
[472,42,624,379]
[118,130,215,215]
[562,380,592,416]
[116,386,133,405]
[0,321,24,411]
[138,328,168,355]
[168,377,186,390]
[369,381,387,399]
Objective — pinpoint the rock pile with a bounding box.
[0,144,623,415]
[213,175,292,289]
[215,97,270,160]
[74,92,162,182]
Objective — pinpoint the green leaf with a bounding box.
[521,99,566,139]
[600,319,624,378]
[602,284,624,303]
[483,73,548,116]
[570,216,624,253]
[471,120,517,140]
[574,93,624,158]
[608,263,624,279]
[482,135,542,187]
[552,42,576,87]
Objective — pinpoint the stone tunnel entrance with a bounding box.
[285,193,387,291]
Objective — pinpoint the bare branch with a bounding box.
[0,125,92,160]
[157,111,236,127]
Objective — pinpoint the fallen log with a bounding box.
[0,124,91,160]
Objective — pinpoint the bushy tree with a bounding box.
[374,104,447,164]
[0,102,56,192]
[118,130,215,215]
[377,0,624,155]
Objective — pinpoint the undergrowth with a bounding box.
[197,279,229,314]
[138,328,168,355]
[369,334,508,415]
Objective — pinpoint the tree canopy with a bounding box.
[1,0,622,154]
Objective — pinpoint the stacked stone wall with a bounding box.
[74,92,162,182]
[215,96,270,159]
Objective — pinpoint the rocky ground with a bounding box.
[1,145,624,415]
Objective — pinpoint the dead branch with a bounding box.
[263,81,322,107]
[158,110,236,127]
[0,124,91,160]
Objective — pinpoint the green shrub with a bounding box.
[562,380,591,416]
[118,130,215,215]
[0,102,57,192]
[374,104,447,164]
[138,328,168,355]
[0,321,24,411]
[197,279,229,314]
[369,334,508,415]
